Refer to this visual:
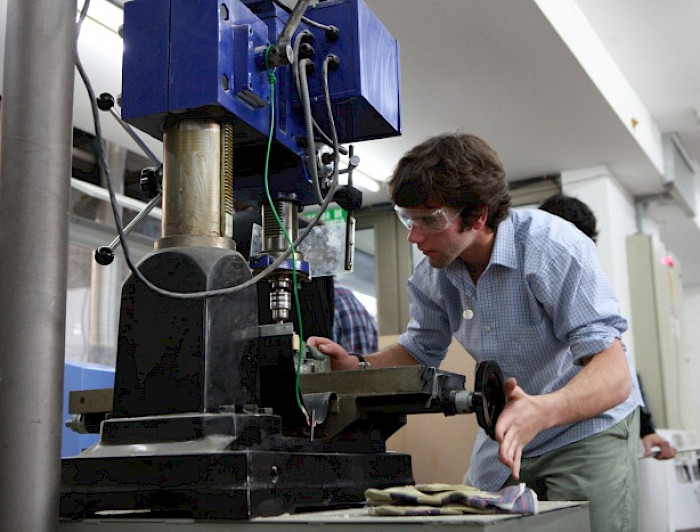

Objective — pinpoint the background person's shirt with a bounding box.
[333,284,379,354]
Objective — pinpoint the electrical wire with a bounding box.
[272,0,335,31]
[75,0,138,290]
[321,55,341,183]
[75,0,335,299]
[263,48,308,421]
[260,46,346,422]
[297,57,323,205]
[296,53,348,206]
[292,31,347,156]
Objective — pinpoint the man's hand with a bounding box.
[307,336,358,370]
[306,339,420,370]
[494,339,631,480]
[494,377,552,481]
[642,432,677,460]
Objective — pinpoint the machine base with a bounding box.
[60,451,413,520]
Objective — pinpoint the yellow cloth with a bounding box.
[365,483,538,516]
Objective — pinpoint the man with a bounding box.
[309,133,643,532]
[539,193,677,461]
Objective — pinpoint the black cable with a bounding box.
[322,55,341,184]
[292,34,351,206]
[292,31,347,156]
[76,1,181,297]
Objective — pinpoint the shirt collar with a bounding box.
[444,212,518,280]
[488,212,518,269]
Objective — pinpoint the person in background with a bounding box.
[309,133,643,532]
[333,282,378,354]
[539,193,677,460]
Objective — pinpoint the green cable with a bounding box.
[264,46,309,423]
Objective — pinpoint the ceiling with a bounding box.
[354,0,700,285]
[100,0,700,198]
[356,0,700,190]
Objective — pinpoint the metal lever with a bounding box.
[93,92,163,265]
[94,193,162,265]
[343,145,360,270]
[96,93,161,166]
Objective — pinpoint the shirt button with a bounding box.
[463,309,474,320]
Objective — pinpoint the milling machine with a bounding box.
[60,0,506,520]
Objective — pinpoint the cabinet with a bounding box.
[627,234,687,429]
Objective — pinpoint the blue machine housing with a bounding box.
[121,0,400,206]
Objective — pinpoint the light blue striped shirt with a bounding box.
[399,209,642,491]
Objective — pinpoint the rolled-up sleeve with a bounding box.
[399,266,452,367]
[527,238,628,365]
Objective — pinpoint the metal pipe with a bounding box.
[158,120,234,250]
[89,143,126,366]
[263,200,300,255]
[71,177,163,219]
[0,1,76,530]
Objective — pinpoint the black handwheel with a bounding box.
[473,360,506,439]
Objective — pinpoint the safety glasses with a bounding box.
[393,206,461,234]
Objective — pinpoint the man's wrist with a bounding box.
[350,353,372,369]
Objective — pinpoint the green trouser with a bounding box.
[504,409,639,532]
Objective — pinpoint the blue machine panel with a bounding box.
[294,0,401,142]
[169,0,271,123]
[122,0,272,144]
[121,0,400,205]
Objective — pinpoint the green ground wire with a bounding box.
[264,46,308,422]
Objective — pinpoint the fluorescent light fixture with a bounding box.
[335,154,382,193]
[354,153,392,182]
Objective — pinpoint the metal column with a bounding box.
[89,142,125,367]
[158,120,232,250]
[0,1,76,530]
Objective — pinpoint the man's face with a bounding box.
[395,206,475,268]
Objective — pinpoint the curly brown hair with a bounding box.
[539,193,598,242]
[387,133,511,230]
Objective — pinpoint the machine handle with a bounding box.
[93,92,163,265]
[94,193,162,265]
[96,93,161,166]
[449,360,506,439]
